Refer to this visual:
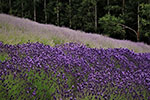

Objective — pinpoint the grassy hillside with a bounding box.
[0,14,150,53]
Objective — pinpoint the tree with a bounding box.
[139,3,150,43]
[69,0,72,28]
[122,0,125,15]
[33,0,36,21]
[44,0,56,24]
[56,0,60,26]
[99,14,126,39]
[79,0,97,32]
[68,0,83,30]
[0,0,2,13]
[9,0,12,14]
[105,0,122,16]
[33,0,41,21]
[21,0,24,17]
[44,0,47,23]
[137,1,140,41]
[11,0,29,18]
[107,0,110,14]
[94,0,98,32]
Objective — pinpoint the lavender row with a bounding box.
[0,42,150,100]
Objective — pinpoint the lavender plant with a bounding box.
[0,41,150,100]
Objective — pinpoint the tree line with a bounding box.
[0,0,150,44]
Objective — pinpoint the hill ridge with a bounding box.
[0,13,150,53]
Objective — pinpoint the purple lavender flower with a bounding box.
[0,42,150,100]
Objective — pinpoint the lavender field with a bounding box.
[0,42,150,100]
[0,14,150,100]
[0,14,150,53]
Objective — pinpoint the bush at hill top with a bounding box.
[0,42,150,100]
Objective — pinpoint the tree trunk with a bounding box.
[34,0,36,21]
[95,2,97,32]
[21,1,24,17]
[122,0,125,15]
[69,0,72,28]
[0,0,2,13]
[137,1,140,41]
[56,0,60,26]
[107,0,110,14]
[9,0,12,14]
[44,0,47,23]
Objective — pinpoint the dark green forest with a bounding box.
[0,0,150,44]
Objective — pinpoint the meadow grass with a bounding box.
[0,14,150,53]
[0,53,10,62]
[0,33,56,46]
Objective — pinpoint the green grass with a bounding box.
[0,23,61,46]
[0,33,57,46]
[0,52,10,62]
[0,68,60,100]
[0,71,28,100]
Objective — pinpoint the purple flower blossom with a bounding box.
[0,42,150,99]
[32,90,36,96]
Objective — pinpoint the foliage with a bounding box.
[99,14,125,39]
[139,3,150,41]
[104,5,122,14]
[0,42,150,100]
